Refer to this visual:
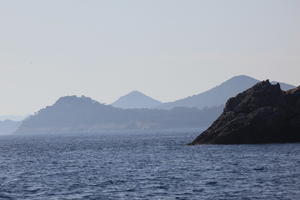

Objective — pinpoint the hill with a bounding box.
[157,75,295,110]
[15,95,222,135]
[0,115,28,121]
[0,120,21,135]
[112,91,161,109]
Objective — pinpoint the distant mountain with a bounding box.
[0,120,21,135]
[15,95,222,135]
[112,91,162,109]
[0,115,28,121]
[157,75,295,110]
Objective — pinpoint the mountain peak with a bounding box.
[53,95,102,107]
[230,74,255,79]
[54,95,101,107]
[112,91,161,109]
[127,90,146,96]
[223,75,258,84]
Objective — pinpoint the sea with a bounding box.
[0,129,299,200]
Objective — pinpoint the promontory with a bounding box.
[189,80,300,145]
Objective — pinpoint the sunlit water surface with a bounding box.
[0,130,299,200]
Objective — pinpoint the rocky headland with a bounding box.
[189,80,300,145]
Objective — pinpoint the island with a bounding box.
[15,96,222,135]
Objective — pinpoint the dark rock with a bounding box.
[189,80,300,145]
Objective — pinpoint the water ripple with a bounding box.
[0,132,299,199]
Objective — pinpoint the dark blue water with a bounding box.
[0,130,299,200]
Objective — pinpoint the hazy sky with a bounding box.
[0,0,299,115]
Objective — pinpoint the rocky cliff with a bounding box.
[189,80,300,144]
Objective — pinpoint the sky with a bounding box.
[0,0,299,115]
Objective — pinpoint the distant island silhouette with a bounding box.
[157,75,295,110]
[0,120,21,135]
[9,75,296,136]
[15,96,222,134]
[112,90,161,109]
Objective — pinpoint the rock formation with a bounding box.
[189,80,300,144]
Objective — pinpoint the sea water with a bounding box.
[0,130,299,200]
